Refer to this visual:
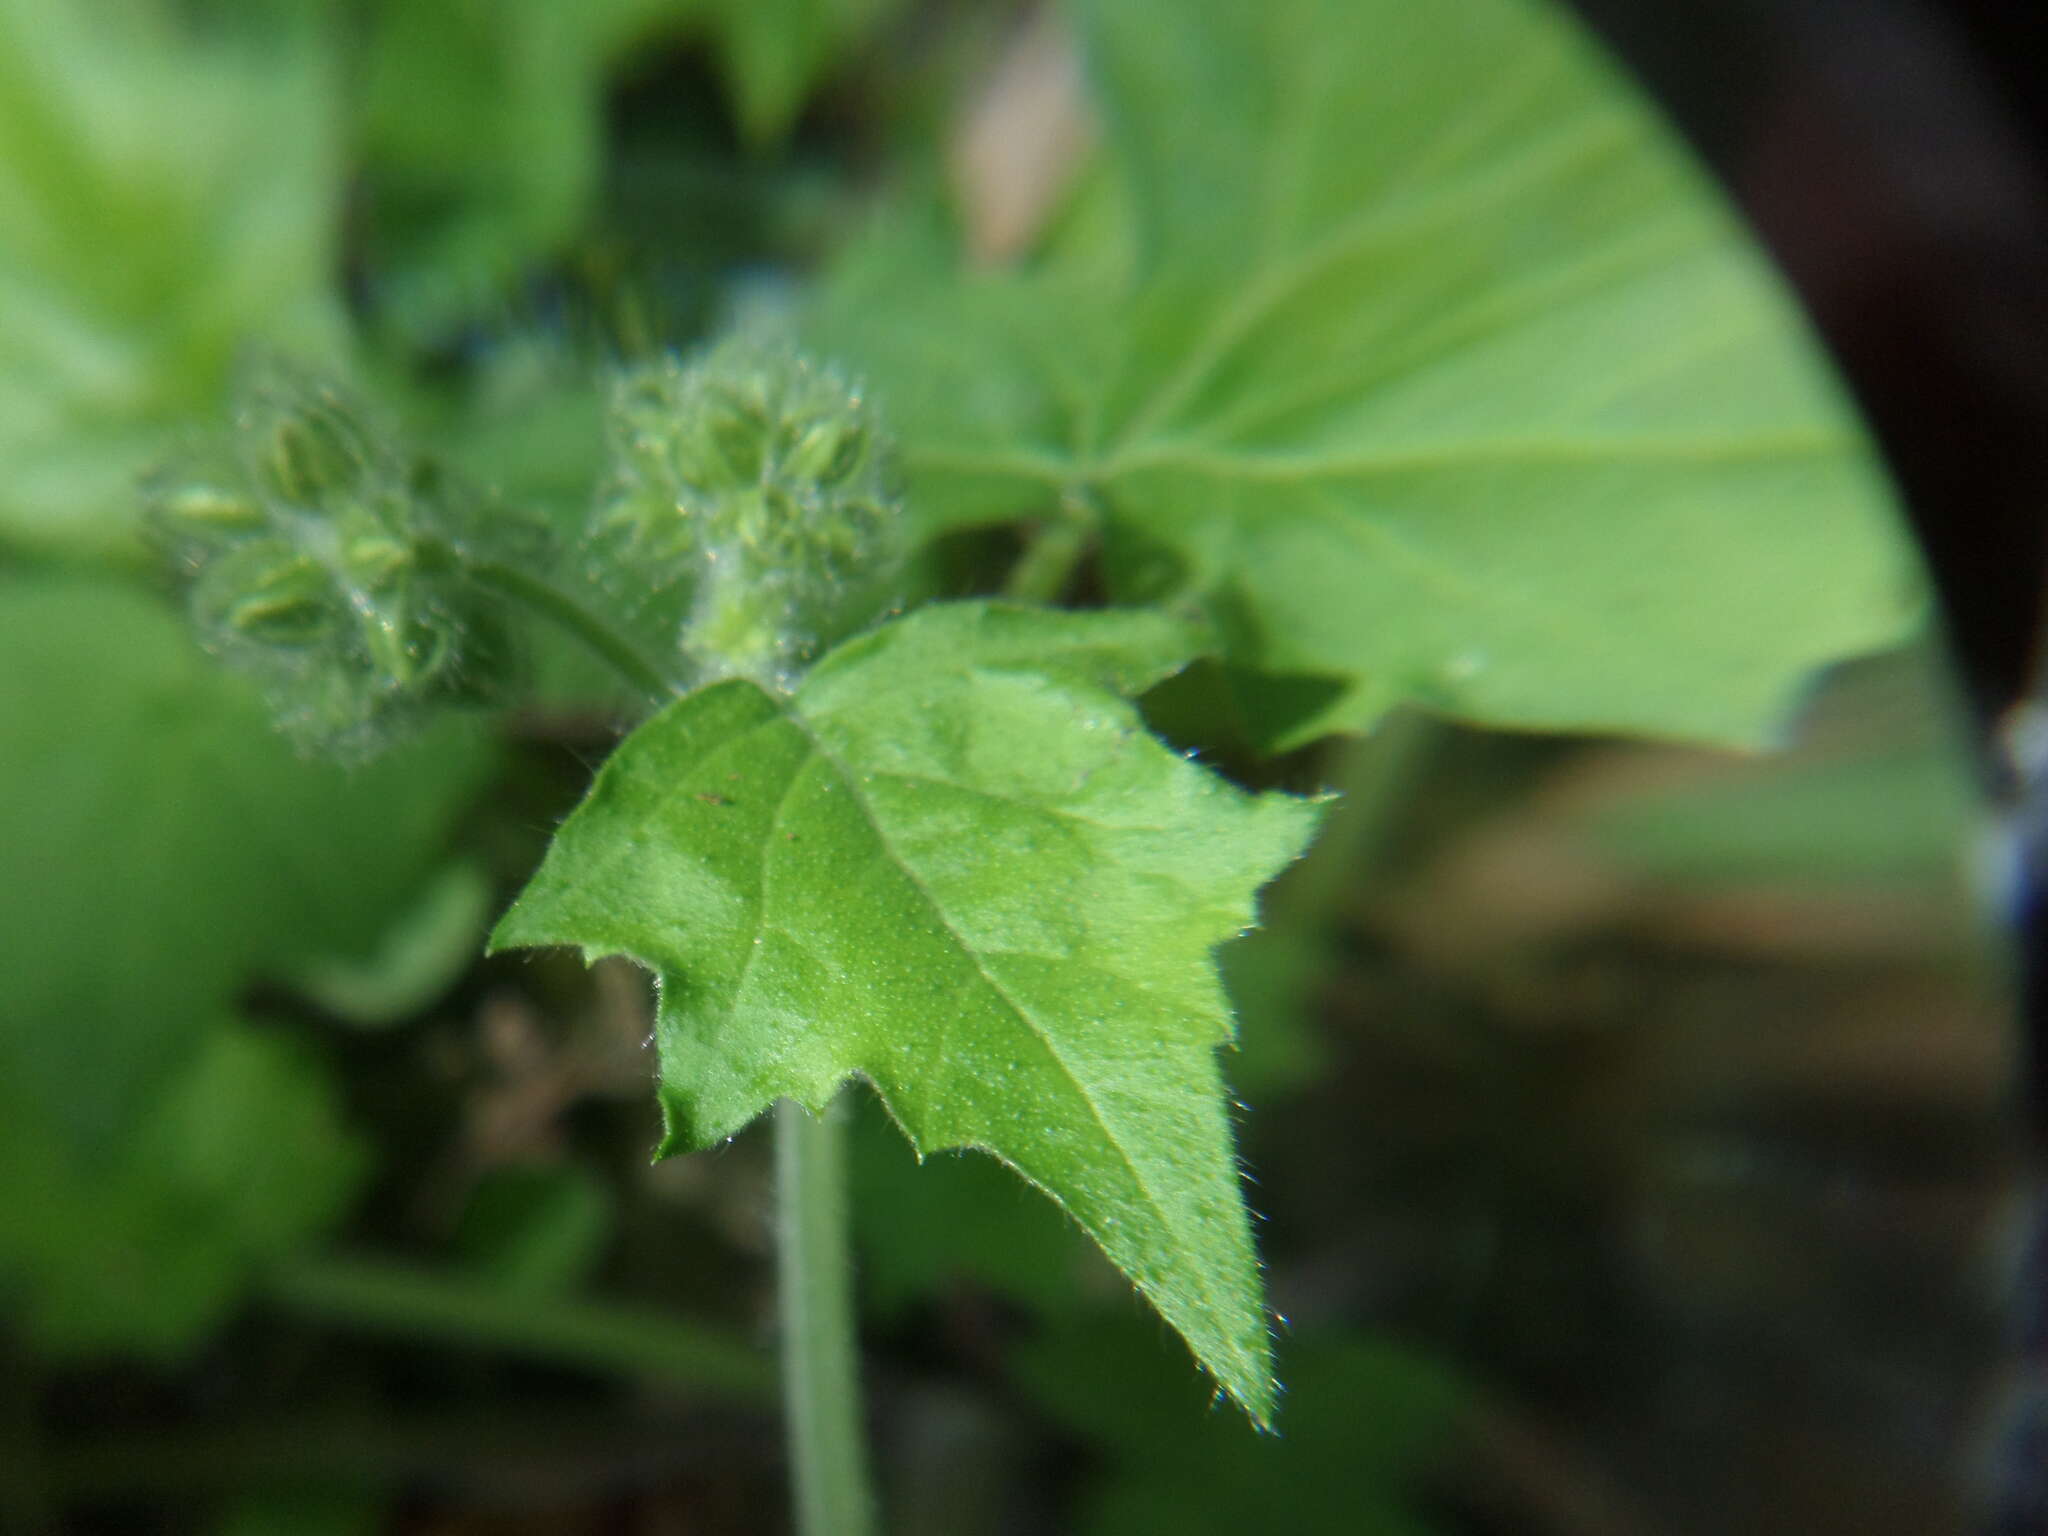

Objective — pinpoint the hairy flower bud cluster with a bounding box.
[148,363,532,753]
[594,337,904,689]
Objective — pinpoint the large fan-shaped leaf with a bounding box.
[812,0,1921,748]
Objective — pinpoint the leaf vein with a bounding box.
[724,732,817,1026]
[1107,109,1635,452]
[1108,428,1846,484]
[866,767,1178,836]
[783,708,1216,1321]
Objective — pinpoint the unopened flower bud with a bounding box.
[148,359,534,755]
[594,336,904,689]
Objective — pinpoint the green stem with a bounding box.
[776,1094,875,1536]
[1003,492,1098,604]
[263,1253,774,1401]
[469,558,680,701]
[415,537,681,701]
[415,541,878,1529]
[1277,706,1442,922]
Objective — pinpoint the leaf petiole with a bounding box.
[412,536,683,702]
[1003,490,1100,605]
[776,1094,876,1536]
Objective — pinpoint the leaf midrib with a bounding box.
[777,698,1234,1336]
[1104,106,1639,454]
[722,715,816,1038]
[906,426,1848,496]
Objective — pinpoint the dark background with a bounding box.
[1576,0,2048,738]
[1574,10,2048,1527]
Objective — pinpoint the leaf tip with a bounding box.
[480,913,522,959]
[651,1087,695,1163]
[1221,1357,1281,1432]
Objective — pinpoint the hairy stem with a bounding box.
[1004,491,1099,604]
[776,1094,875,1536]
[414,537,681,701]
[264,1253,774,1400]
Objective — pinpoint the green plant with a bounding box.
[1,0,1925,1532]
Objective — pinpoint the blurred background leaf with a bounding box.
[0,574,494,1151]
[0,0,345,556]
[353,0,696,337]
[0,1018,365,1359]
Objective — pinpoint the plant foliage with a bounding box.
[813,0,1919,749]
[0,0,1928,1497]
[493,603,1322,1416]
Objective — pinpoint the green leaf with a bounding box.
[354,0,896,326]
[0,573,494,1151]
[812,0,1922,749]
[492,601,1323,1419]
[0,1018,366,1359]
[0,0,345,555]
